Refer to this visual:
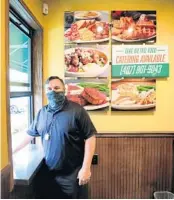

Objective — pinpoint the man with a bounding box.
[14,76,96,199]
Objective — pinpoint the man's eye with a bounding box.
[47,88,52,90]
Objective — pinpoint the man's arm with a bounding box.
[13,134,34,154]
[82,135,96,170]
[78,135,96,185]
[76,106,97,185]
[13,109,42,154]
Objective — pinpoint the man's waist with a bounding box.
[43,158,81,175]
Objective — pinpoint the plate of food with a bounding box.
[74,11,101,20]
[64,19,109,43]
[112,35,156,43]
[66,82,109,111]
[112,14,156,42]
[111,81,156,110]
[65,47,109,77]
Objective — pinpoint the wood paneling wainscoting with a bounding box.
[1,164,11,199]
[89,134,174,199]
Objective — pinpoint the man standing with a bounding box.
[14,76,96,199]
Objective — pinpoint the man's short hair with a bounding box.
[45,76,64,86]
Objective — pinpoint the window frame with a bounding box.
[7,0,43,154]
[9,7,32,37]
[9,9,34,138]
[3,0,43,190]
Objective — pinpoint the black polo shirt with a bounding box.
[27,100,97,171]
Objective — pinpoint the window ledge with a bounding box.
[13,144,44,186]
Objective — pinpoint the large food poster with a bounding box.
[64,44,109,78]
[65,79,109,111]
[111,79,156,111]
[64,11,109,44]
[111,11,156,44]
[64,11,110,112]
[64,10,168,113]
[112,45,169,78]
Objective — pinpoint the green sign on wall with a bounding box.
[112,45,169,78]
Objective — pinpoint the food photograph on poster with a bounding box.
[111,79,156,111]
[64,44,109,78]
[111,10,156,44]
[64,11,109,44]
[65,79,109,111]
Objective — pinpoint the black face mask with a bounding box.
[46,91,65,111]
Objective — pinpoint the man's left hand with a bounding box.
[77,168,91,186]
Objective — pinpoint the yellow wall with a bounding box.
[0,0,44,170]
[0,0,9,169]
[23,0,44,26]
[43,0,174,132]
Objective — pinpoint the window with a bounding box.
[9,9,33,150]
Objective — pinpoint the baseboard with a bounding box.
[1,164,11,199]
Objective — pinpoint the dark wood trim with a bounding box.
[1,164,11,175]
[96,132,174,138]
[32,29,43,115]
[90,136,174,199]
[172,140,174,192]
[1,164,11,199]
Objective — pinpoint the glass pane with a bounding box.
[9,21,31,92]
[10,97,31,150]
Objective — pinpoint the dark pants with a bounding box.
[33,161,88,199]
